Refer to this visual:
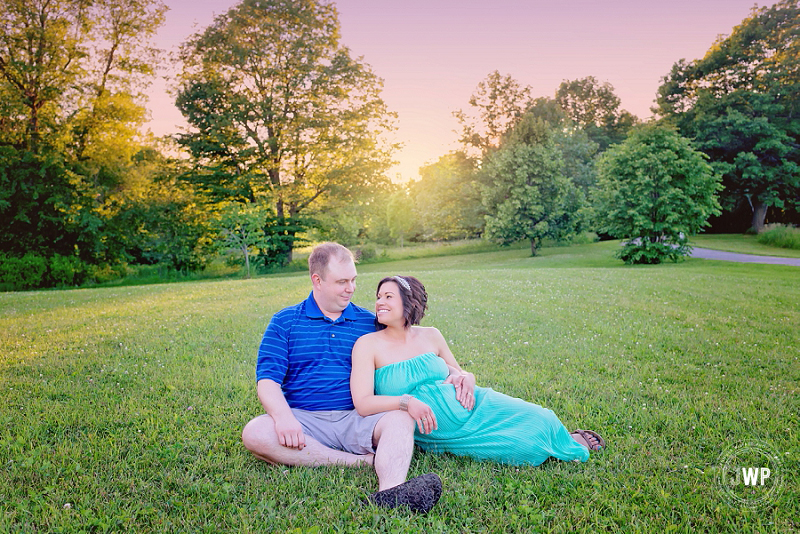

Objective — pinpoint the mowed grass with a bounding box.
[691,233,800,259]
[1,241,798,532]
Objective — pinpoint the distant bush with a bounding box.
[0,253,47,291]
[0,253,123,291]
[49,255,90,286]
[353,245,379,262]
[757,224,800,250]
[88,263,128,285]
[617,239,689,265]
[543,231,599,247]
[571,231,600,245]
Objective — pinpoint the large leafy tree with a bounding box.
[655,0,800,232]
[0,0,86,152]
[0,0,165,155]
[175,0,396,264]
[0,0,167,266]
[595,124,722,264]
[518,98,598,238]
[453,71,532,158]
[555,76,637,150]
[481,113,574,256]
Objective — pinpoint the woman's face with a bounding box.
[375,281,404,325]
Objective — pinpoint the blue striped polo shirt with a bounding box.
[256,291,376,410]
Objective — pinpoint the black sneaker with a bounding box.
[367,473,442,513]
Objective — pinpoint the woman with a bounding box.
[350,275,604,466]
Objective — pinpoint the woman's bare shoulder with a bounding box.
[354,331,384,350]
[355,331,379,343]
[413,325,445,340]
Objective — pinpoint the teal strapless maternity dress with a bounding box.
[374,352,589,466]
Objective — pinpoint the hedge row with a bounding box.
[0,253,126,291]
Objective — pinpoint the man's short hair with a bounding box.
[308,242,355,279]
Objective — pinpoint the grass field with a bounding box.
[1,241,798,532]
[691,234,800,258]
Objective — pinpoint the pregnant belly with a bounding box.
[413,381,473,434]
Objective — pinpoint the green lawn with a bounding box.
[1,241,798,532]
[690,233,800,258]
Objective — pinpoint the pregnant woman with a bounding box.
[350,275,604,466]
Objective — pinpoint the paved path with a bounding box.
[690,247,800,266]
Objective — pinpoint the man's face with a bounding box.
[312,257,357,317]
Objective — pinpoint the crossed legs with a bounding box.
[241,410,415,491]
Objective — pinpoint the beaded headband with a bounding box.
[393,275,411,292]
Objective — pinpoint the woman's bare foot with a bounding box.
[570,429,605,451]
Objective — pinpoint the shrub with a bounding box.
[353,245,379,262]
[0,253,128,291]
[88,263,128,285]
[567,231,599,246]
[48,254,89,287]
[617,238,690,265]
[757,224,800,250]
[0,253,47,291]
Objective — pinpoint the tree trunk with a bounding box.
[751,199,768,233]
[530,238,538,256]
[285,239,294,264]
[28,104,40,154]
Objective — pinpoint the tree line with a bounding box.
[1,0,798,289]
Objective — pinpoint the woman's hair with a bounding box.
[376,275,428,329]
[308,242,355,279]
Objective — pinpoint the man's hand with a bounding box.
[444,371,476,411]
[273,415,306,450]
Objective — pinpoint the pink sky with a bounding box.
[148,0,765,181]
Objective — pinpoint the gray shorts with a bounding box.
[291,409,386,455]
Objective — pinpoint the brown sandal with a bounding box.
[571,429,605,451]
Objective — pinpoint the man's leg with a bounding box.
[370,410,415,490]
[242,414,373,467]
[368,410,441,513]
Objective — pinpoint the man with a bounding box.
[241,242,441,513]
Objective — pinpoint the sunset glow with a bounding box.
[148,0,765,181]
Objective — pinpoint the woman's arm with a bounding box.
[428,327,466,371]
[350,337,437,433]
[350,337,398,416]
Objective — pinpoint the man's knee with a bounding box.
[374,410,415,444]
[241,414,277,453]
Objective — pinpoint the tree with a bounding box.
[594,124,722,264]
[481,113,574,256]
[555,76,637,150]
[385,188,416,247]
[411,152,483,240]
[0,0,86,152]
[0,146,94,258]
[655,0,800,232]
[213,202,272,278]
[521,98,599,239]
[0,0,167,276]
[454,71,532,157]
[175,0,395,264]
[0,0,165,155]
[106,155,211,272]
